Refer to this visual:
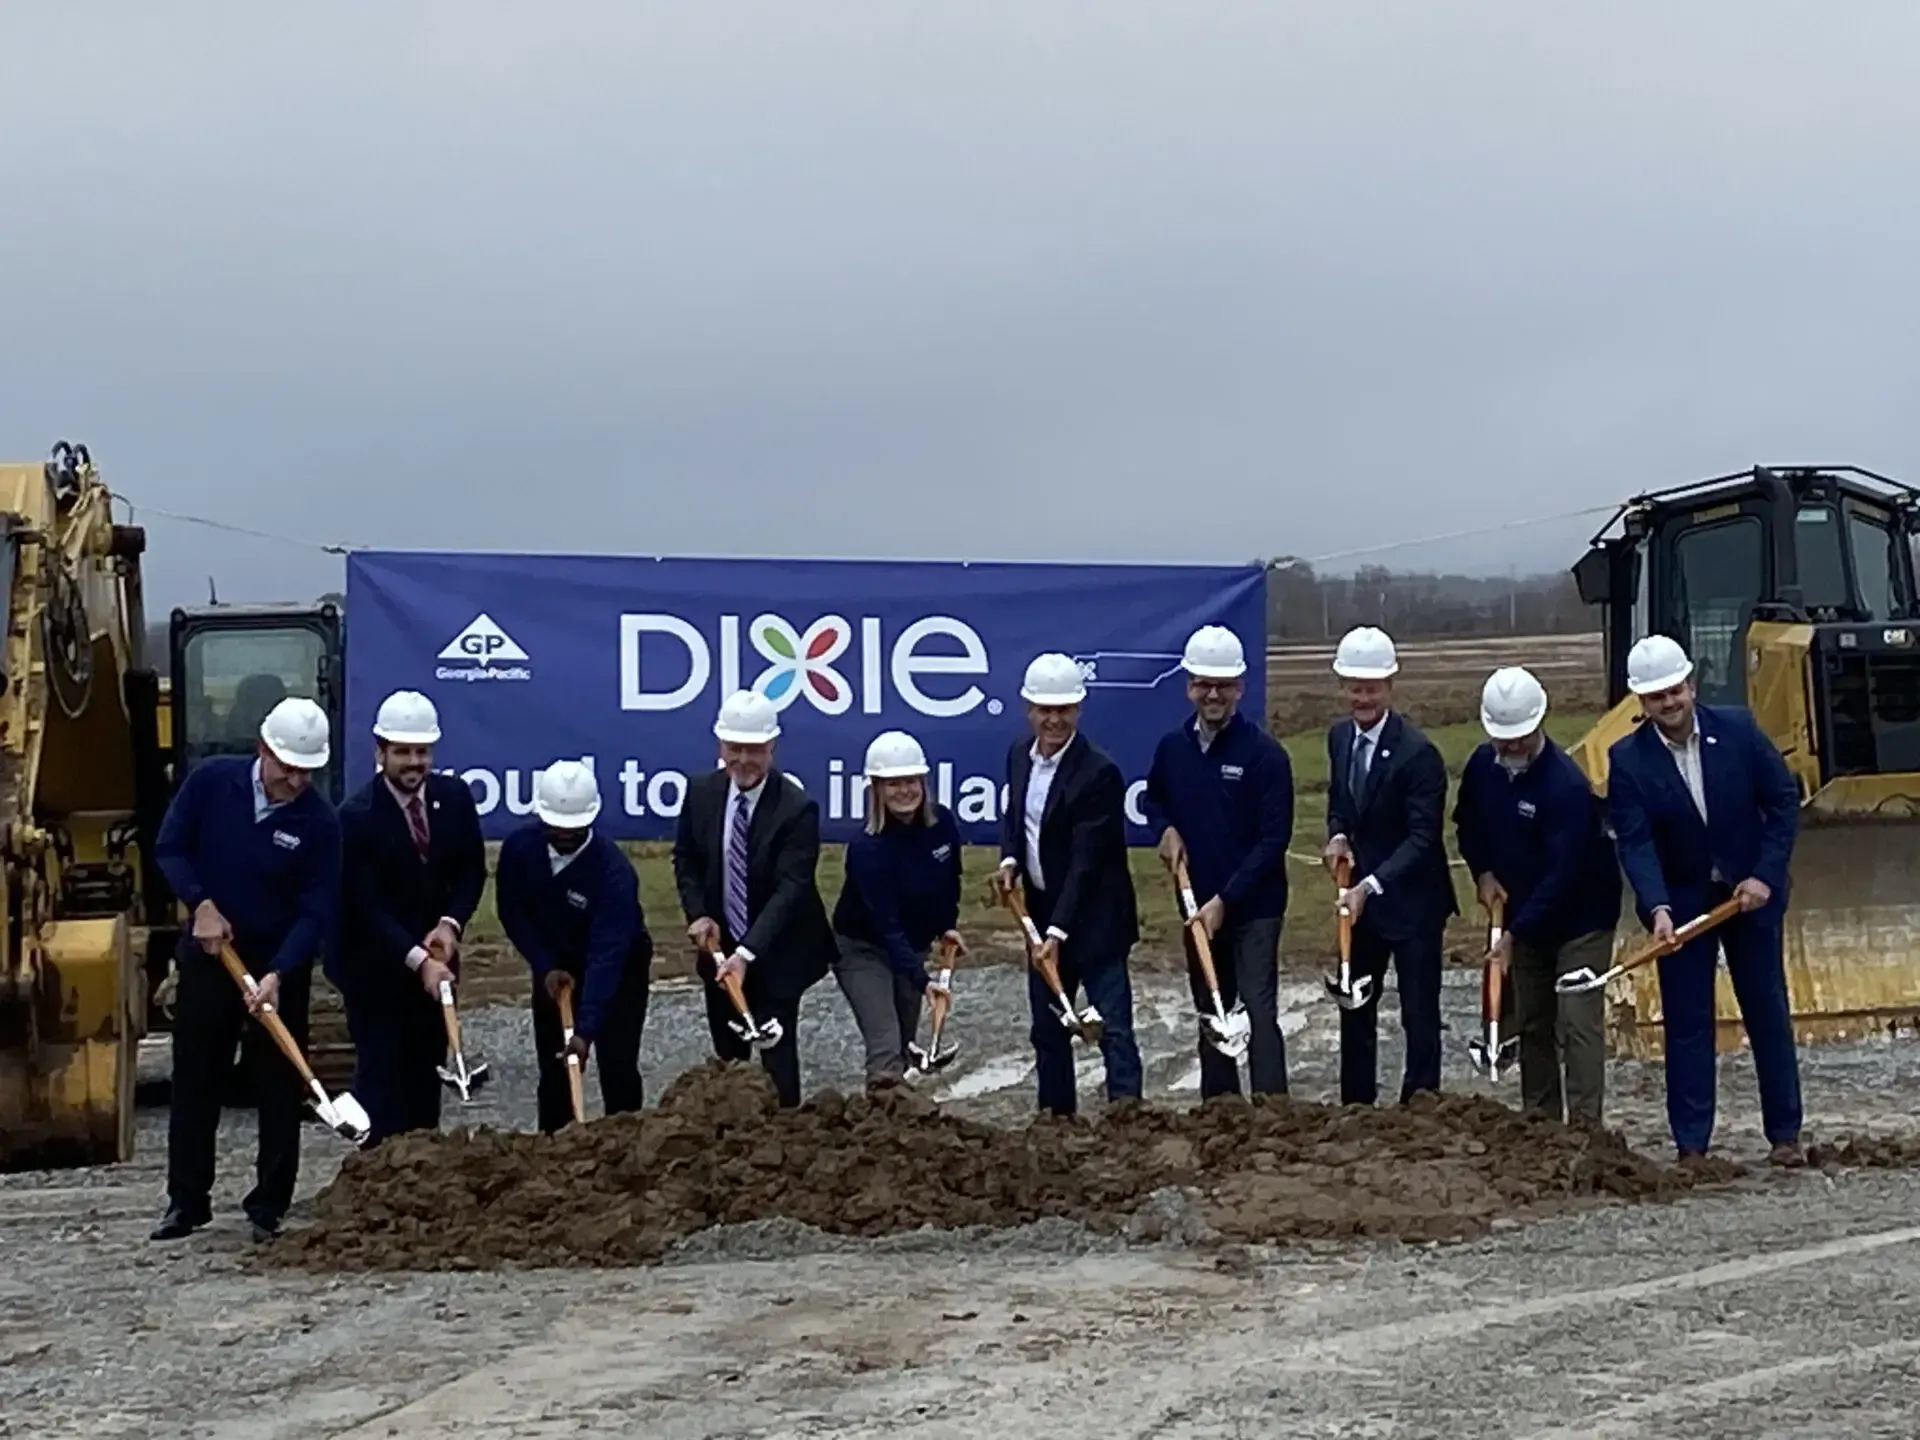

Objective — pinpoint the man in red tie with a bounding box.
[332,690,488,1144]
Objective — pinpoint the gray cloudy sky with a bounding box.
[4,1,1918,607]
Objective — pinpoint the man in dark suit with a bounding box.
[991,652,1142,1116]
[333,690,488,1146]
[1607,634,1804,1166]
[1322,626,1458,1106]
[671,689,836,1107]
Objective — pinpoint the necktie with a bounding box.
[405,793,430,860]
[1348,732,1370,806]
[725,791,751,941]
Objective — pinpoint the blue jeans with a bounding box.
[1655,897,1802,1153]
[1027,944,1142,1116]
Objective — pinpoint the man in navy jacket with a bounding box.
[1453,666,1620,1125]
[1322,626,1459,1106]
[496,759,653,1131]
[333,690,488,1144]
[149,697,341,1243]
[1607,635,1804,1166]
[1143,624,1294,1097]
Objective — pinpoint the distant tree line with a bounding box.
[1266,559,1593,641]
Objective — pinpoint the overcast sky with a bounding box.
[4,1,1917,607]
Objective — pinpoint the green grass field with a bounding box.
[460,713,1600,972]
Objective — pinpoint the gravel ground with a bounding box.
[5,958,1920,1438]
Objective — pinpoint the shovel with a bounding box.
[1466,897,1520,1080]
[434,977,490,1102]
[1556,896,1744,995]
[216,942,371,1145]
[699,936,784,1050]
[1170,856,1251,1060]
[551,972,587,1125]
[905,934,961,1081]
[1322,855,1373,1010]
[1001,885,1103,1043]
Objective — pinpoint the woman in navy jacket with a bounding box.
[831,730,966,1087]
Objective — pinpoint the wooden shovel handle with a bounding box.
[439,981,464,1054]
[1488,895,1505,934]
[217,943,318,1088]
[1332,855,1353,962]
[719,967,753,1016]
[1171,856,1224,994]
[1622,895,1743,975]
[548,972,586,1123]
[552,971,576,1030]
[999,886,1068,996]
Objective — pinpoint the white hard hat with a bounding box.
[864,730,929,778]
[1020,652,1087,706]
[1333,626,1399,680]
[1627,635,1694,695]
[533,759,600,828]
[372,689,441,745]
[1182,625,1247,679]
[1480,666,1548,741]
[713,689,780,744]
[259,697,330,770]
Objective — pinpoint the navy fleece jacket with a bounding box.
[154,754,341,976]
[1141,711,1294,922]
[831,805,963,988]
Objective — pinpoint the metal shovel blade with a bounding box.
[1202,1001,1252,1059]
[313,1086,372,1146]
[1076,1005,1105,1045]
[1467,1034,1521,1080]
[1323,967,1374,1011]
[1556,966,1612,995]
[728,1012,784,1051]
[904,1039,960,1081]
[436,1053,491,1102]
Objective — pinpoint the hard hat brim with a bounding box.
[1183,659,1247,679]
[866,763,930,779]
[1627,661,1693,695]
[714,721,780,743]
[535,798,600,828]
[1019,684,1087,705]
[264,739,330,771]
[1333,662,1399,680]
[373,725,441,745]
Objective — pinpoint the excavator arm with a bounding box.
[0,443,156,1171]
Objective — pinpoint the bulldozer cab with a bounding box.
[166,601,345,804]
[1570,466,1920,1055]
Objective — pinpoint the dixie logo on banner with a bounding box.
[343,552,1267,844]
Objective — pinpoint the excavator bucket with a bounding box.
[1569,464,1920,1060]
[0,917,139,1172]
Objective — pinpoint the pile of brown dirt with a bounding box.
[263,1062,1748,1273]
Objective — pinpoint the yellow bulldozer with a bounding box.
[1569,465,1920,1058]
[0,443,348,1173]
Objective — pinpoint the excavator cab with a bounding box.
[1568,465,1920,1056]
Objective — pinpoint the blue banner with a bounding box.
[343,552,1267,844]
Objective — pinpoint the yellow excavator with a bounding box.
[0,443,348,1173]
[1569,465,1920,1058]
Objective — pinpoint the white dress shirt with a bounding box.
[999,735,1075,942]
[1330,712,1390,896]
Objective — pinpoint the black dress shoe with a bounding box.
[245,1211,282,1241]
[149,1204,208,1241]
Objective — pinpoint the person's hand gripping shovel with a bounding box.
[217,942,371,1145]
[1322,855,1373,1010]
[700,936,783,1051]
[549,972,588,1126]
[905,933,963,1081]
[1556,897,1743,995]
[1467,896,1519,1080]
[1169,855,1250,1060]
[434,975,490,1103]
[1001,884,1102,1043]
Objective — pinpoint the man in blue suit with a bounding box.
[1606,634,1805,1166]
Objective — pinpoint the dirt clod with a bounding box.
[262,1061,1750,1273]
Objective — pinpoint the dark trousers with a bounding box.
[1027,942,1142,1117]
[167,948,310,1224]
[832,936,925,1085]
[1655,893,1802,1153]
[532,967,649,1133]
[702,977,802,1107]
[1187,916,1288,1098]
[1338,920,1443,1106]
[1509,929,1608,1125]
[345,984,445,1145]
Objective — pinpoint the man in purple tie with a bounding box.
[671,690,836,1105]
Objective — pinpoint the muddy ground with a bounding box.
[6,957,1920,1438]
